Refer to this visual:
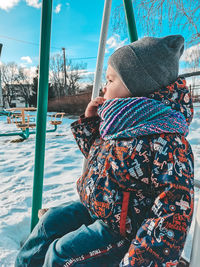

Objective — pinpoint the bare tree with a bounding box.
[138,0,200,43]
[66,59,87,95]
[1,63,33,107]
[49,53,87,96]
[49,53,65,97]
[112,1,200,44]
[111,4,128,40]
[1,62,19,107]
[16,67,32,107]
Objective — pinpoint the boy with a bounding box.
[15,35,194,267]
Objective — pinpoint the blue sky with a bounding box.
[0,0,128,73]
[0,0,199,79]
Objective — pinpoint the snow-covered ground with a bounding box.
[0,105,200,266]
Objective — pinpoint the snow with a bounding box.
[0,105,200,266]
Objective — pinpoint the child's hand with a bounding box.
[85,97,106,118]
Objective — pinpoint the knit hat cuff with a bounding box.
[109,46,161,96]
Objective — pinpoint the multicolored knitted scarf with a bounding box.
[97,97,188,140]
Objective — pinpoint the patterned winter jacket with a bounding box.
[71,78,194,266]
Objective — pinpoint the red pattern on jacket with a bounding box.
[71,78,194,266]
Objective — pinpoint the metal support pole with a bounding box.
[31,0,53,231]
[82,0,112,173]
[123,0,138,42]
[91,0,112,99]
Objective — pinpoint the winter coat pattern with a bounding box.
[71,78,194,266]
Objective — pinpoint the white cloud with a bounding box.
[25,0,41,9]
[0,0,42,11]
[78,70,94,77]
[55,4,61,14]
[181,44,200,63]
[21,56,32,64]
[19,66,37,83]
[106,34,128,53]
[0,0,20,11]
[66,69,87,76]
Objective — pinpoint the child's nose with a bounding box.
[102,86,106,94]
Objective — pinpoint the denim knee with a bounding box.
[15,201,94,267]
[43,220,129,267]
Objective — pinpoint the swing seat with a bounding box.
[16,123,36,129]
[50,121,62,125]
[16,123,29,128]
[50,113,65,126]
[28,123,37,128]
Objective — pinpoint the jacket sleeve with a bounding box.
[120,135,194,267]
[71,115,100,158]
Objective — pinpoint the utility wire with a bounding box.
[0,34,60,50]
[70,55,109,60]
[0,34,109,61]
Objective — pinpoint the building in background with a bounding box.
[3,84,32,108]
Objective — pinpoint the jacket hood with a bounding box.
[148,77,194,126]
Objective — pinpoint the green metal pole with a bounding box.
[31,0,53,231]
[123,0,138,42]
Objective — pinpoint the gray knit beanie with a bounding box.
[108,35,184,96]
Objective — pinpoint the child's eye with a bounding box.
[105,80,112,86]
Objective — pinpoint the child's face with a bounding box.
[102,65,132,100]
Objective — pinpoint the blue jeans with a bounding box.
[15,201,129,266]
